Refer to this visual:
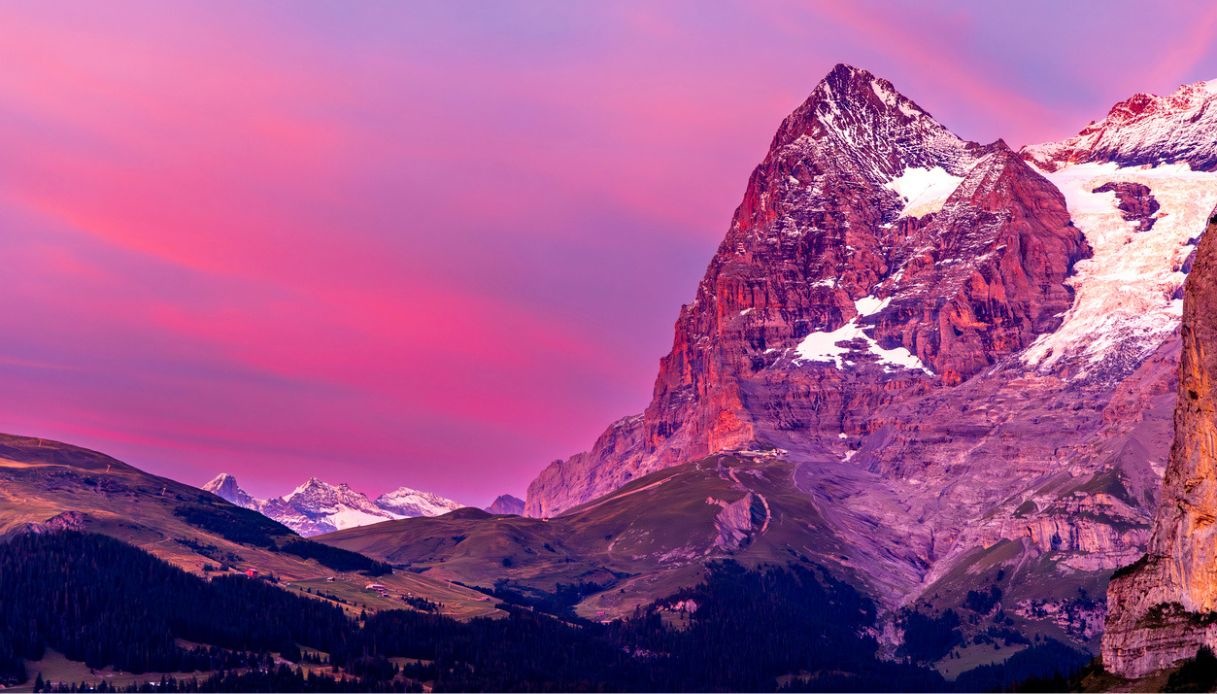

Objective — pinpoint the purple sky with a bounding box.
[2,0,1217,505]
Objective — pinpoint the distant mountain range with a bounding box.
[201,473,466,536]
[201,473,524,536]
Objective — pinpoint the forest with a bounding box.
[0,531,1088,692]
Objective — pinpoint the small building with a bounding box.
[364,582,388,592]
[245,568,259,578]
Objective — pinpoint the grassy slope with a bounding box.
[321,453,855,620]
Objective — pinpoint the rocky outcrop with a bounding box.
[2,510,91,539]
[708,492,768,551]
[527,415,643,517]
[1103,213,1217,678]
[1093,181,1159,231]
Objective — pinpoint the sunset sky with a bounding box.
[3,0,1217,504]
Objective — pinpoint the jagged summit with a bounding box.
[1025,78,1217,171]
[521,69,1217,664]
[763,63,980,186]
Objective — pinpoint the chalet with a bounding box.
[244,568,259,578]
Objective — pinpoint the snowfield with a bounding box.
[884,165,965,219]
[1021,162,1217,378]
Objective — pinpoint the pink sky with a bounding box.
[2,0,1216,505]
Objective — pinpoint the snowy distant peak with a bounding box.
[201,473,257,510]
[283,477,365,506]
[272,478,398,535]
[1024,78,1217,171]
[374,486,464,518]
[769,63,978,181]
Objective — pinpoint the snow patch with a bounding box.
[795,296,933,375]
[885,166,964,219]
[854,295,891,317]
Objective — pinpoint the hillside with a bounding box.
[0,433,499,621]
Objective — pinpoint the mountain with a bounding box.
[486,494,525,515]
[1102,214,1217,678]
[527,63,1090,516]
[514,64,1217,661]
[375,485,464,517]
[199,474,465,536]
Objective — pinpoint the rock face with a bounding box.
[522,65,1217,654]
[1102,213,1217,678]
[1092,182,1160,232]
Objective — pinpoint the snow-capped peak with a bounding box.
[1024,77,1217,172]
[375,486,464,518]
[201,472,257,509]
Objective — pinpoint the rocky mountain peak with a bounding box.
[527,67,1088,516]
[486,494,526,515]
